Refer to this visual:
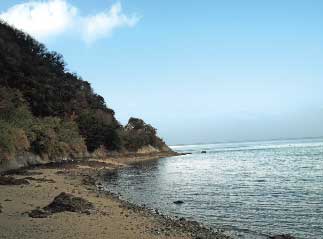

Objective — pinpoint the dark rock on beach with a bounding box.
[28,209,51,218]
[28,192,95,218]
[23,177,55,183]
[2,169,43,176]
[44,192,94,213]
[0,176,30,185]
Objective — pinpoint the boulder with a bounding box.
[28,192,95,218]
[44,192,94,213]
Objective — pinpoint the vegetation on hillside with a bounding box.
[0,87,86,161]
[0,20,169,161]
[122,118,168,152]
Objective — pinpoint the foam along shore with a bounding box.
[0,152,231,239]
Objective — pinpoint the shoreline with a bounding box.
[0,152,231,239]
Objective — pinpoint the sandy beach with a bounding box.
[0,154,230,239]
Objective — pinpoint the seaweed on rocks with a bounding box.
[0,176,30,185]
[28,192,95,218]
[23,177,55,183]
[44,192,94,213]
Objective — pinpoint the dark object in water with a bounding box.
[173,200,184,204]
[201,151,207,154]
[0,176,30,185]
[270,235,296,239]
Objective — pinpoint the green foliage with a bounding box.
[0,20,114,118]
[122,118,166,152]
[0,21,121,153]
[77,110,121,152]
[0,87,86,160]
[30,117,86,159]
[0,21,169,156]
[0,87,32,160]
[0,120,30,160]
[0,87,33,129]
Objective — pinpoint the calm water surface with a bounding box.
[102,139,323,238]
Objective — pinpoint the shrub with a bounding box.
[0,87,34,129]
[122,117,166,152]
[30,117,86,159]
[0,120,30,160]
[77,110,121,152]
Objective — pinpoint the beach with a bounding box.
[0,153,230,239]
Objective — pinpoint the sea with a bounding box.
[102,138,323,238]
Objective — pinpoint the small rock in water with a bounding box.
[173,200,184,205]
[270,235,296,239]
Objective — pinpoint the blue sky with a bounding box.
[1,0,323,145]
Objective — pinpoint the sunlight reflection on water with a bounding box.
[103,139,323,239]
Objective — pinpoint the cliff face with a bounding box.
[0,21,172,170]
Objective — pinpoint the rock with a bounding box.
[28,192,95,218]
[173,200,184,205]
[201,151,207,154]
[55,171,66,175]
[82,175,96,186]
[23,177,55,183]
[270,235,296,239]
[0,176,30,185]
[43,192,94,214]
[3,169,42,176]
[28,209,51,218]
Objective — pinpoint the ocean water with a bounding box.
[102,139,323,238]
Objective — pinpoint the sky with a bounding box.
[0,0,323,145]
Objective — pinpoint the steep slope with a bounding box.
[0,20,172,169]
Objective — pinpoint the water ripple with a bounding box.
[103,139,323,239]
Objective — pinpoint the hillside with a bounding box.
[0,20,171,168]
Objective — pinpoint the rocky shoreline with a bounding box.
[93,173,232,239]
[48,155,232,239]
[0,153,296,239]
[91,159,297,239]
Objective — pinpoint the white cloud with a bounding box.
[82,3,139,44]
[0,0,77,39]
[0,0,139,43]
